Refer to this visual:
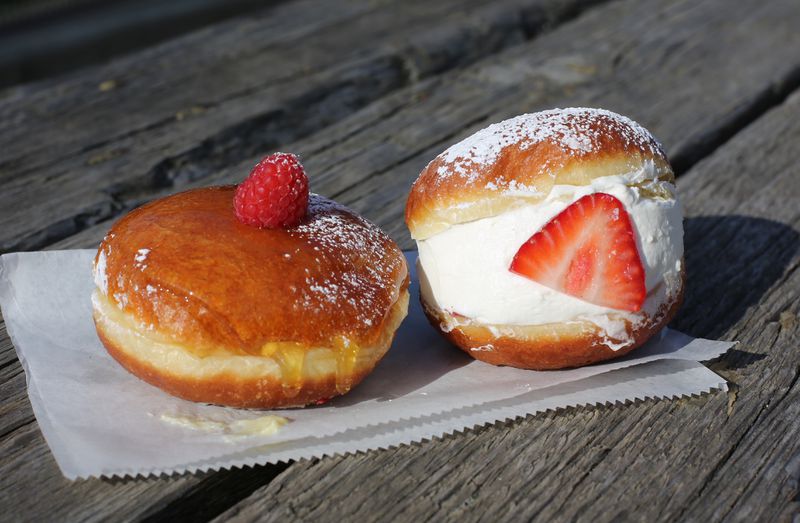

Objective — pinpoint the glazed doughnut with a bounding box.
[92,187,409,408]
[406,108,684,369]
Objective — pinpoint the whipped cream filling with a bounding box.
[416,169,684,346]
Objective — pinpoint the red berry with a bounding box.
[234,153,309,228]
[509,193,646,312]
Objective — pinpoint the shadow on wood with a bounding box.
[104,460,291,522]
[673,215,799,340]
[707,348,767,372]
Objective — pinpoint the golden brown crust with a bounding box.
[406,108,673,240]
[95,187,408,355]
[95,285,409,408]
[92,186,410,407]
[420,271,684,370]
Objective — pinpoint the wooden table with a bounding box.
[1,0,799,520]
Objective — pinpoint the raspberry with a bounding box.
[234,153,309,228]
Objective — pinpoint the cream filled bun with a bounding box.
[406,108,683,369]
[93,184,409,408]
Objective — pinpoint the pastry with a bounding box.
[406,108,683,369]
[92,153,409,407]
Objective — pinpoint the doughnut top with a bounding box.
[94,187,408,355]
[406,108,674,240]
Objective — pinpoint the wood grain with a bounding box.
[47,0,800,254]
[0,0,601,254]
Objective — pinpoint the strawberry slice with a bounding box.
[509,193,646,311]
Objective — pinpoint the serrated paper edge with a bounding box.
[74,363,728,480]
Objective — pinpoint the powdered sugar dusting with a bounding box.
[290,194,405,329]
[433,108,662,190]
[134,248,150,270]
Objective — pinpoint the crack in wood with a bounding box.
[670,63,800,175]
[0,416,34,443]
[1,0,609,256]
[4,198,125,253]
[330,111,493,201]
[717,364,800,521]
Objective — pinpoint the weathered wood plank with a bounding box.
[0,368,28,439]
[0,315,33,440]
[0,316,14,368]
[213,89,800,523]
[0,0,387,162]
[0,0,600,254]
[47,0,800,256]
[0,421,203,523]
[0,0,292,89]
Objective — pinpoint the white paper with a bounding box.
[0,250,733,479]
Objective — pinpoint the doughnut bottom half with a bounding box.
[93,288,410,408]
